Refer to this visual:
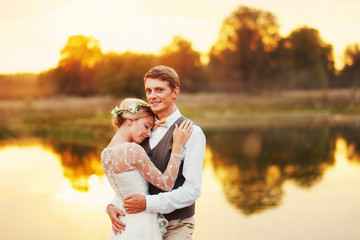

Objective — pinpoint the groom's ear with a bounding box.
[172,87,180,99]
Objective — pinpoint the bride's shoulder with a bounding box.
[105,142,145,155]
[123,142,146,154]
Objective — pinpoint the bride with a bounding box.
[101,98,193,240]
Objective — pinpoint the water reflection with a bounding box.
[1,124,360,240]
[334,126,360,165]
[206,125,359,215]
[0,144,63,194]
[0,124,359,216]
[0,144,112,240]
[0,139,105,195]
[0,143,112,205]
[49,142,104,191]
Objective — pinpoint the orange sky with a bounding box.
[0,0,359,73]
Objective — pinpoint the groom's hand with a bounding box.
[123,194,146,214]
[107,204,126,234]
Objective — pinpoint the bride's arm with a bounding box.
[126,143,180,191]
[126,120,193,191]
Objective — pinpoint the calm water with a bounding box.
[1,124,360,240]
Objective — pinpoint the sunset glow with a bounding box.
[1,0,360,73]
[328,137,360,178]
[0,144,113,206]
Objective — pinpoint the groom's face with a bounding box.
[145,78,179,117]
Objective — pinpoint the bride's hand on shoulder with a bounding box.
[173,120,194,147]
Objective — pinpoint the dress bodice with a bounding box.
[108,170,149,204]
[101,142,182,195]
[101,143,172,240]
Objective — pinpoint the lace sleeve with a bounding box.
[124,143,182,191]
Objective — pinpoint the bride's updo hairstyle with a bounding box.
[112,98,154,129]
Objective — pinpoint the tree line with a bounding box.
[2,6,360,99]
[36,34,206,98]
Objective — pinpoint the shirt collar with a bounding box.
[155,108,182,128]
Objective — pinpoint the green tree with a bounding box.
[286,27,335,91]
[59,35,102,70]
[39,35,103,96]
[208,6,281,91]
[159,36,205,92]
[337,43,360,88]
[96,51,157,97]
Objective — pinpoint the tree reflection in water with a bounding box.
[13,125,358,214]
[332,125,360,165]
[205,125,360,215]
[42,141,104,192]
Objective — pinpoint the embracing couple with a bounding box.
[101,65,206,240]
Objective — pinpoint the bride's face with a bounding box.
[129,115,154,144]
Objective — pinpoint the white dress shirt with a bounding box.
[109,108,206,214]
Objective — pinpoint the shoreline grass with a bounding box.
[0,90,359,137]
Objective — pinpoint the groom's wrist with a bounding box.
[145,195,159,213]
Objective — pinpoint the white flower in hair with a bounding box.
[128,103,139,113]
[111,106,121,117]
[111,102,150,117]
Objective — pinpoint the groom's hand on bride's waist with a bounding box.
[107,204,126,235]
[124,194,146,214]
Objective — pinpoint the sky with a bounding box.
[0,0,359,74]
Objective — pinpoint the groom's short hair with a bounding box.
[143,65,180,90]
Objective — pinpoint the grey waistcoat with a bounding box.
[141,116,195,221]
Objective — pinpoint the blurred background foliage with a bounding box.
[1,6,360,99]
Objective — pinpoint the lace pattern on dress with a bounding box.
[102,142,182,193]
[101,147,125,208]
[157,213,168,237]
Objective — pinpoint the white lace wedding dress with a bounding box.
[101,142,182,240]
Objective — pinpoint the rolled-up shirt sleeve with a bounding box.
[145,125,206,214]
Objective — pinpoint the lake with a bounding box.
[1,115,360,240]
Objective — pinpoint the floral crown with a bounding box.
[111,103,151,117]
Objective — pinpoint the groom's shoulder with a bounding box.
[178,116,201,129]
[180,116,205,140]
[193,124,205,138]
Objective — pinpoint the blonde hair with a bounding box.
[112,98,154,128]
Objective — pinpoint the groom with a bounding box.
[107,65,206,239]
